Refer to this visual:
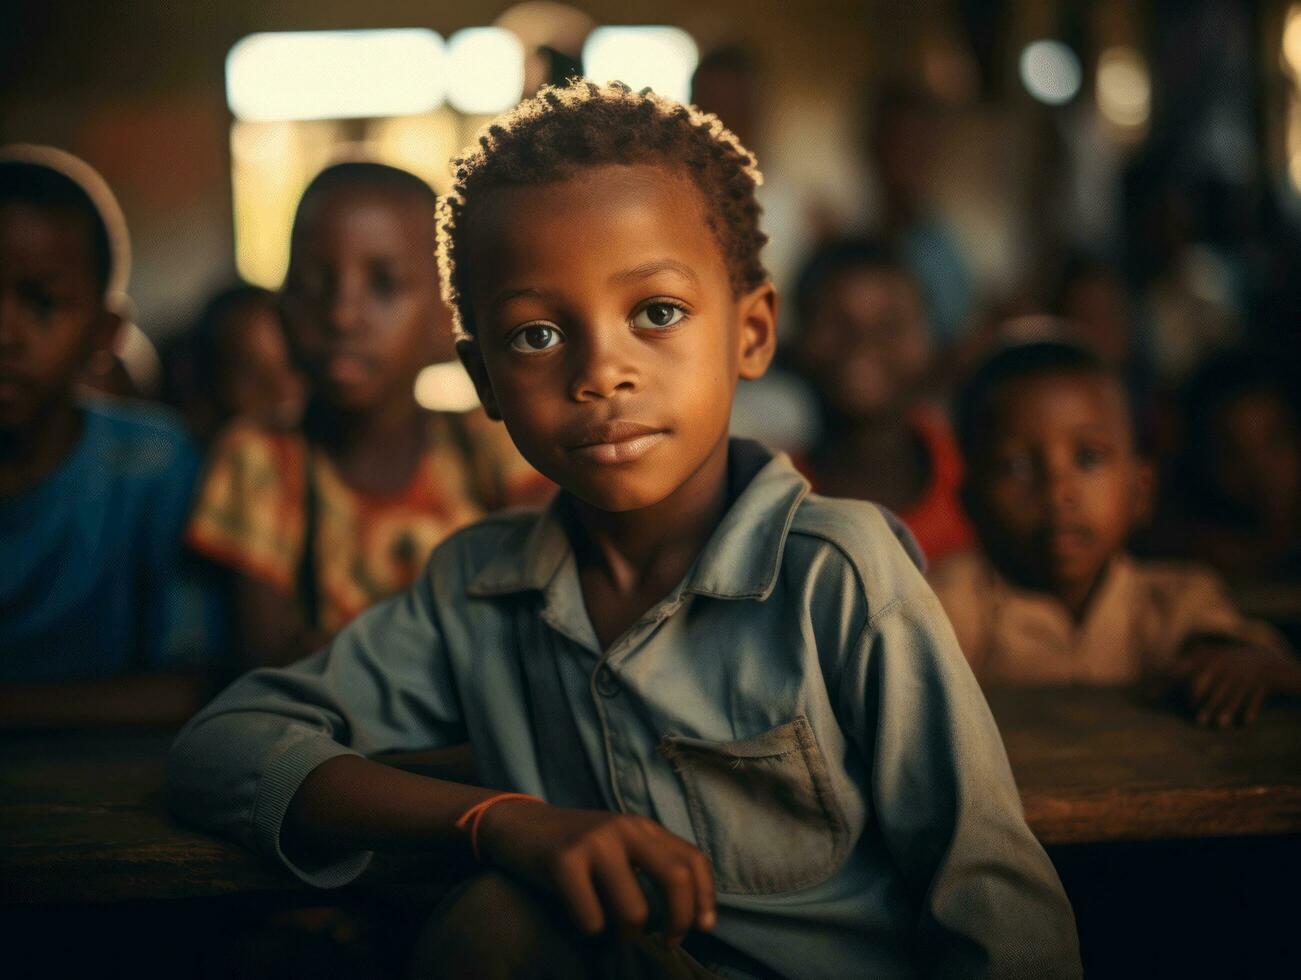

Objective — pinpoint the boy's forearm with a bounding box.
[0,672,209,730]
[281,754,502,865]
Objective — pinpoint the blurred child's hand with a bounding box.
[477,801,716,944]
[1167,640,1301,727]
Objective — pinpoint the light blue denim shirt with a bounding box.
[169,441,1079,979]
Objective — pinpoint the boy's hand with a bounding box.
[476,801,716,944]
[1167,640,1301,727]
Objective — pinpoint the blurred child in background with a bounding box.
[930,338,1301,726]
[162,283,305,445]
[789,237,973,563]
[186,162,548,668]
[0,148,218,727]
[863,83,973,348]
[1170,351,1301,584]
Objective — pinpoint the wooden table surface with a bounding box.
[2,687,1299,904]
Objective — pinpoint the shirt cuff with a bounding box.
[252,735,373,888]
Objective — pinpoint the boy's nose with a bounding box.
[326,290,364,336]
[1044,467,1081,513]
[568,332,639,402]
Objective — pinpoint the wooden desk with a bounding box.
[987,687,1301,844]
[2,688,1299,904]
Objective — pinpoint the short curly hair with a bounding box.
[436,80,768,337]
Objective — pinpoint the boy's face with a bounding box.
[0,202,117,434]
[458,163,775,512]
[281,186,445,415]
[797,266,930,421]
[1211,390,1300,520]
[968,371,1151,598]
[218,304,305,429]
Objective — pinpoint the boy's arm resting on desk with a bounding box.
[839,582,1081,978]
[286,758,717,944]
[1144,565,1301,726]
[166,575,468,887]
[0,671,210,730]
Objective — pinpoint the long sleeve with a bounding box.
[847,583,1081,978]
[166,573,464,886]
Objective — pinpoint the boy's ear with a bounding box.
[736,282,778,381]
[456,338,502,420]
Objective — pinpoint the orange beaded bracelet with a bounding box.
[455,792,544,860]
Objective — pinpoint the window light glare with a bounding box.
[226,30,447,122]
[1096,47,1150,128]
[1019,39,1082,107]
[582,26,699,104]
[446,28,526,115]
[414,360,483,413]
[1284,5,1301,77]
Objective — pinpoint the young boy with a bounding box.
[790,237,974,562]
[0,148,216,726]
[930,338,1301,725]
[163,283,306,445]
[185,163,547,667]
[169,83,1079,978]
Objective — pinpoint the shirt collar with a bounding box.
[465,438,810,603]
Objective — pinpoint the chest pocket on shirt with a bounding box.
[659,716,850,895]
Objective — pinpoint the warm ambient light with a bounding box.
[1019,40,1082,106]
[1284,5,1301,78]
[582,26,699,103]
[1096,47,1150,128]
[414,360,483,413]
[226,30,447,122]
[447,28,526,114]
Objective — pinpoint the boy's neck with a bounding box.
[570,442,730,587]
[1054,565,1111,623]
[567,435,731,649]
[0,399,83,501]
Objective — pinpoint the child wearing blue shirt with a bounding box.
[169,83,1078,978]
[0,149,217,726]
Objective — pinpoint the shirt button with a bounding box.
[595,664,622,698]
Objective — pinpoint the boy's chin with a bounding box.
[564,477,678,515]
[1045,555,1110,593]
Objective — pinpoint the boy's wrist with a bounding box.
[471,795,546,865]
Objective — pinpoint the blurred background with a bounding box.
[5,6,1301,976]
[4,0,1301,606]
[3,0,1298,356]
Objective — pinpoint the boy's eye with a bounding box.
[632,301,686,330]
[369,263,403,299]
[509,323,563,353]
[17,282,60,318]
[1077,446,1110,469]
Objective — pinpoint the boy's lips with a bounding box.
[566,420,668,465]
[1046,525,1094,557]
[323,353,373,387]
